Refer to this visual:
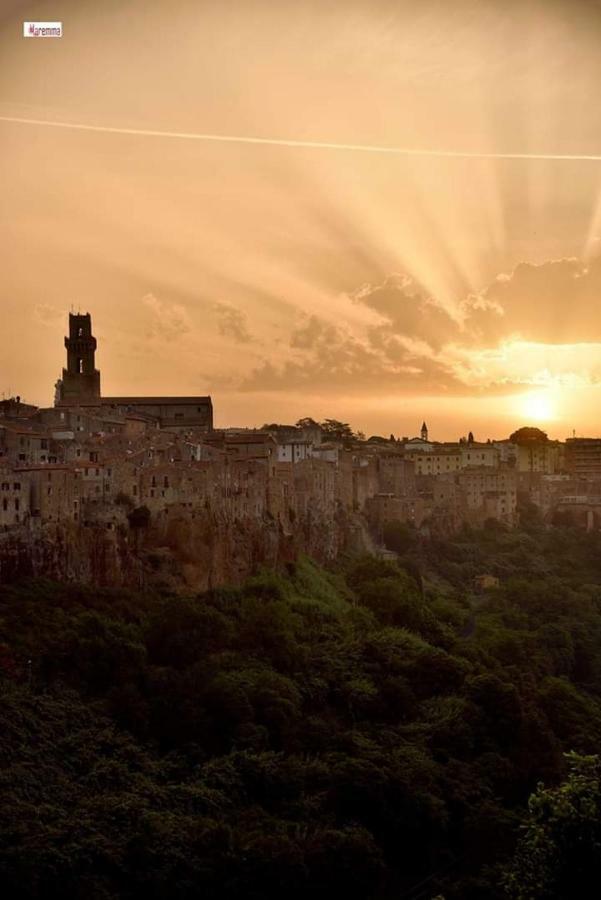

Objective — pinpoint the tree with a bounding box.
[127,505,151,528]
[517,496,543,531]
[321,419,355,441]
[382,521,417,555]
[504,753,601,899]
[295,417,320,429]
[509,426,548,444]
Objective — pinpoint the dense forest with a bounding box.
[2,521,601,898]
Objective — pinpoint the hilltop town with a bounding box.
[1,313,600,586]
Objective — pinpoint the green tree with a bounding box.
[504,753,601,899]
[382,521,417,555]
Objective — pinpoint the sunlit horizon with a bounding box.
[3,0,601,441]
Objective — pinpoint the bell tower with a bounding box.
[55,313,101,406]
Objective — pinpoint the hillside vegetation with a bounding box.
[2,523,601,898]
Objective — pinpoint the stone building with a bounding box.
[516,440,563,474]
[456,467,517,525]
[55,313,101,406]
[0,424,52,465]
[377,453,416,496]
[0,467,30,528]
[54,313,213,431]
[460,443,499,469]
[565,438,601,477]
[405,448,462,476]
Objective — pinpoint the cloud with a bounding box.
[462,256,601,345]
[351,274,461,350]
[141,293,192,341]
[213,302,253,343]
[33,303,63,325]
[241,311,466,395]
[238,255,601,398]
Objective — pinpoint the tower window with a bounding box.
[77,358,83,374]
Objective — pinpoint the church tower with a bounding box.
[55,313,101,406]
[421,421,428,441]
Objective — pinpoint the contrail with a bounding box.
[1,113,601,161]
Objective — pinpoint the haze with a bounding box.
[2,0,601,440]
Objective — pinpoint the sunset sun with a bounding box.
[518,390,556,423]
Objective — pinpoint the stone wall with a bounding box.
[0,502,368,593]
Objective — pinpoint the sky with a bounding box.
[2,0,601,440]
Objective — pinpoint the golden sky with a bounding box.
[2,0,601,439]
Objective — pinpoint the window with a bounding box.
[77,358,83,374]
[14,499,19,511]
[13,483,20,491]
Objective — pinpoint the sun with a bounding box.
[518,390,557,423]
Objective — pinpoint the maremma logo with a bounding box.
[23,22,63,38]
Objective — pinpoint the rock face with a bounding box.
[0,508,371,591]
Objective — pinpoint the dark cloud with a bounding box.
[213,302,253,343]
[241,312,465,395]
[352,275,461,351]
